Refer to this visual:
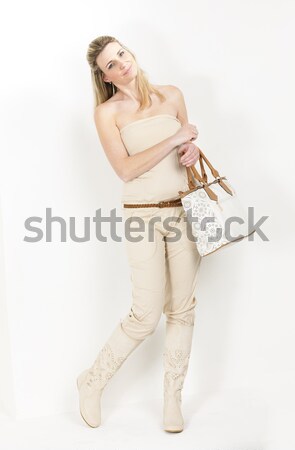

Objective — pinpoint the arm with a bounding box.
[172,85,189,127]
[93,105,182,183]
[169,85,200,167]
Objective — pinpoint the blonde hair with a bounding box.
[86,35,166,112]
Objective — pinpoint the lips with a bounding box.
[123,65,132,75]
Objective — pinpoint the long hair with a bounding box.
[86,35,166,112]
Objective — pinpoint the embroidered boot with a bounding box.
[163,322,194,433]
[76,322,142,428]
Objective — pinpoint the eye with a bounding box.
[107,50,125,69]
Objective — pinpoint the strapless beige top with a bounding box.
[119,114,189,204]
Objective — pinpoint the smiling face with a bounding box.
[96,41,137,85]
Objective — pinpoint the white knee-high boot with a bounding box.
[163,321,194,432]
[77,322,142,428]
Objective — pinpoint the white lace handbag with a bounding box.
[178,149,257,257]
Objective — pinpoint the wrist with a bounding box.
[169,134,182,148]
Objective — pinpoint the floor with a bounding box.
[0,387,293,450]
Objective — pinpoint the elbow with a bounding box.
[117,159,131,182]
[120,167,134,183]
[113,165,130,182]
[121,172,132,183]
[119,159,136,182]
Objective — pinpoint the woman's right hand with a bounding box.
[173,123,199,146]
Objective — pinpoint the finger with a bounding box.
[180,156,191,163]
[178,145,189,154]
[181,153,199,164]
[185,158,198,166]
[180,150,191,159]
[181,149,194,161]
[182,158,195,166]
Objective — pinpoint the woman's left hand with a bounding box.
[177,142,200,166]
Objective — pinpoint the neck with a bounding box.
[113,78,140,103]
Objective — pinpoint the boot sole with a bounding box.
[164,425,184,433]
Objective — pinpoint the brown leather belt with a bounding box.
[123,198,183,208]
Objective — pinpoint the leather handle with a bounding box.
[184,147,234,200]
[187,164,218,201]
[198,149,220,178]
[199,155,208,183]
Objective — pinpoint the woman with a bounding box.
[77,35,202,433]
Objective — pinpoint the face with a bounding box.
[96,41,136,85]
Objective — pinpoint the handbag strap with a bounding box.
[186,164,197,190]
[187,165,218,201]
[199,150,234,195]
[199,154,208,183]
[185,150,208,187]
[198,149,220,179]
[185,148,234,200]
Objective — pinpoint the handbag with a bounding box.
[178,148,257,257]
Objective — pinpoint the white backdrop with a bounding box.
[0,0,294,449]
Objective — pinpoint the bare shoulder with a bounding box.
[158,84,183,97]
[152,83,181,98]
[161,84,188,124]
[94,101,114,117]
[94,102,117,127]
[152,84,185,118]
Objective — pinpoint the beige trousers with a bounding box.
[121,205,202,341]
